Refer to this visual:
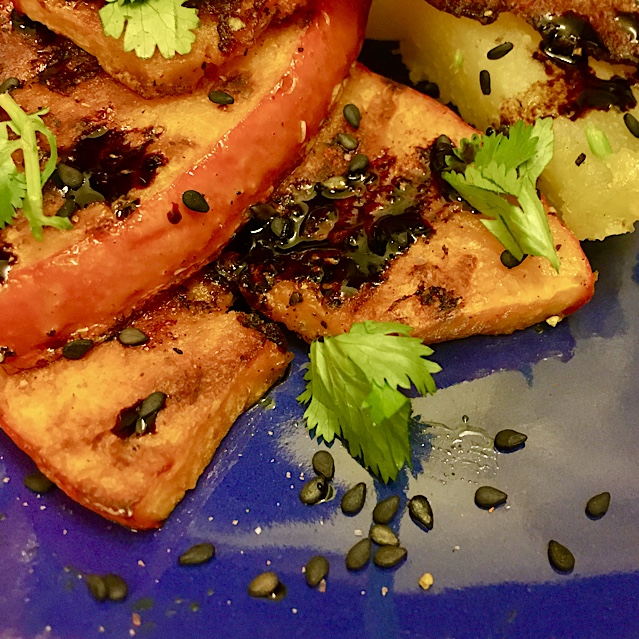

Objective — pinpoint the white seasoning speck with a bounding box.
[292,608,298,614]
[3,477,9,483]
[419,572,434,591]
[266,560,271,566]
[129,630,136,637]
[232,520,238,526]
[354,529,363,537]
[45,626,52,632]
[381,587,388,597]
[286,472,291,479]
[255,527,262,535]
[208,516,213,521]
[360,590,366,596]
[138,560,145,567]
[40,505,46,511]
[99,627,105,633]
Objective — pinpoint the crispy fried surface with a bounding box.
[425,0,639,65]
[12,0,309,97]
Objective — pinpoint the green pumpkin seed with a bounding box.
[56,199,77,219]
[208,90,234,105]
[0,77,21,94]
[62,338,94,360]
[178,543,215,566]
[345,538,371,571]
[103,573,128,601]
[369,524,399,547]
[304,555,329,587]
[182,190,210,213]
[547,540,575,574]
[373,545,407,568]
[373,495,400,524]
[23,471,56,494]
[343,103,362,129]
[248,571,280,598]
[408,495,433,530]
[348,153,369,174]
[117,327,149,347]
[335,132,358,151]
[312,450,334,480]
[139,391,166,418]
[85,574,107,602]
[341,482,366,515]
[585,492,610,520]
[494,429,527,452]
[474,486,508,509]
[56,163,84,190]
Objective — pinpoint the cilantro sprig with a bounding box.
[442,118,559,271]
[100,0,200,60]
[298,322,441,482]
[0,93,71,240]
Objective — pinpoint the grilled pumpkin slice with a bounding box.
[0,271,291,529]
[219,64,595,343]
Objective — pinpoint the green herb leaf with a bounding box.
[0,93,71,240]
[99,0,199,60]
[298,321,441,482]
[442,118,559,271]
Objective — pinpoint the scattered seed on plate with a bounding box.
[373,495,400,524]
[341,482,367,515]
[408,495,434,531]
[62,338,94,360]
[85,574,107,602]
[178,543,216,566]
[346,538,371,571]
[304,555,329,587]
[343,103,361,129]
[102,573,128,601]
[182,190,210,213]
[208,90,234,105]
[418,572,434,591]
[248,571,280,598]
[370,524,399,547]
[547,540,575,574]
[117,327,149,347]
[299,476,329,505]
[494,429,527,452]
[374,546,407,569]
[335,132,359,151]
[487,42,514,60]
[480,69,491,95]
[474,486,508,509]
[585,492,610,520]
[312,450,334,481]
[23,471,56,494]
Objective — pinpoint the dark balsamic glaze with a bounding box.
[219,154,435,306]
[616,13,639,46]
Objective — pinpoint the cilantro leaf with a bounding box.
[443,118,559,271]
[0,93,72,240]
[100,0,199,60]
[298,321,441,482]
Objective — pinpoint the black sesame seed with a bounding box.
[23,471,56,494]
[474,486,508,509]
[56,199,77,219]
[341,482,367,515]
[343,103,362,129]
[62,338,94,360]
[178,542,216,566]
[208,90,234,105]
[345,538,371,571]
[547,540,575,574]
[335,132,359,151]
[304,555,329,587]
[182,190,210,213]
[117,327,149,347]
[85,574,107,602]
[480,70,491,96]
[624,113,639,138]
[494,429,527,453]
[348,153,369,174]
[0,77,21,94]
[408,495,434,531]
[370,524,399,547]
[56,163,84,190]
[103,573,128,602]
[500,250,525,269]
[248,571,280,598]
[487,42,514,60]
[575,152,586,166]
[373,545,407,568]
[585,492,610,520]
[299,476,329,505]
[312,450,335,480]
[372,495,400,524]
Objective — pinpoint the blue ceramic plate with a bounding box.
[3,56,639,639]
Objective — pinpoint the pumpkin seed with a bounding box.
[370,524,399,547]
[182,190,210,213]
[103,573,128,601]
[117,327,149,347]
[208,90,234,105]
[345,538,371,571]
[348,153,369,174]
[56,199,77,219]
[304,555,329,587]
[374,546,407,568]
[23,471,56,494]
[85,574,107,602]
[0,77,20,94]
[341,482,366,515]
[408,495,433,530]
[178,543,215,566]
[335,132,358,151]
[56,163,84,190]
[312,450,334,480]
[494,429,527,452]
[547,540,575,574]
[585,492,610,520]
[299,476,328,505]
[138,391,166,418]
[373,495,400,524]
[248,571,280,598]
[62,338,94,360]
[474,486,508,509]
[343,103,362,129]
